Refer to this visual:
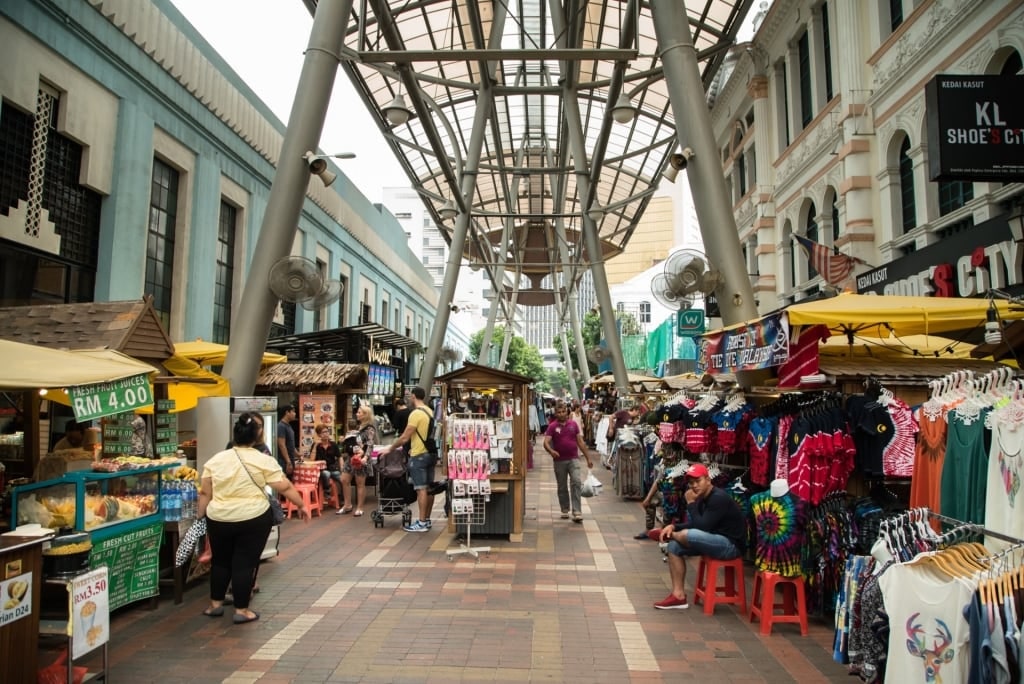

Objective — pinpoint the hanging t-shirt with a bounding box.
[941,408,990,525]
[750,490,805,577]
[985,413,1024,551]
[776,324,830,388]
[882,397,918,478]
[846,395,894,478]
[746,415,775,487]
[878,562,974,684]
[908,405,948,519]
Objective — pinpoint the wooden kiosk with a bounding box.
[435,364,531,542]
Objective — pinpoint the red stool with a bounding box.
[693,556,747,615]
[283,482,322,518]
[748,570,809,636]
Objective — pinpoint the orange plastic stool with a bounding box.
[748,570,809,635]
[283,482,322,518]
[693,556,747,615]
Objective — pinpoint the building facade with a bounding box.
[709,0,1023,311]
[1,0,438,363]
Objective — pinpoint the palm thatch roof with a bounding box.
[255,363,367,392]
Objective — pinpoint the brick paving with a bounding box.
[56,448,852,683]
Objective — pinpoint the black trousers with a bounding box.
[207,508,272,610]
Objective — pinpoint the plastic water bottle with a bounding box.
[161,484,171,522]
[185,482,197,519]
[170,482,182,522]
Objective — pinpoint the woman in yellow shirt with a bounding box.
[198,412,310,623]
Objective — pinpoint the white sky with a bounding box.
[169,0,408,205]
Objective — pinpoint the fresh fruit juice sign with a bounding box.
[69,373,153,421]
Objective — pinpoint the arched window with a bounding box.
[831,194,840,242]
[898,137,916,232]
[805,204,819,280]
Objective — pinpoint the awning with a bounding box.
[785,293,1024,337]
[266,324,419,363]
[174,340,286,367]
[0,340,156,390]
[817,333,977,360]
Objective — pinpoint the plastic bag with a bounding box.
[581,467,599,498]
[38,648,87,684]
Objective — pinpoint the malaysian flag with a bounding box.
[793,235,861,287]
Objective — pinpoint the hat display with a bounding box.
[685,463,709,479]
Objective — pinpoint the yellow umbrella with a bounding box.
[817,333,977,359]
[174,339,286,367]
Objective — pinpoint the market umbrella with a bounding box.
[0,340,156,390]
[785,293,1024,337]
[174,339,286,367]
[817,333,977,359]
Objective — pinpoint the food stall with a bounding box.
[435,363,532,542]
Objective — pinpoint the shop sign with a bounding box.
[89,520,162,611]
[676,309,706,336]
[926,74,1024,182]
[856,214,1022,297]
[696,312,789,374]
[69,373,153,422]
[71,567,109,659]
[0,571,32,626]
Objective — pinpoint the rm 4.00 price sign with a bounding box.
[70,373,153,421]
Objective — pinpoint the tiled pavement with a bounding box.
[62,449,852,683]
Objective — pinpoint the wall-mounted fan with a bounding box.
[587,346,612,364]
[300,279,344,311]
[269,256,323,303]
[651,249,722,310]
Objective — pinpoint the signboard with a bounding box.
[855,213,1021,297]
[925,74,1024,182]
[71,567,109,659]
[676,309,706,337]
[298,393,336,455]
[0,571,32,627]
[69,373,153,421]
[89,520,162,611]
[696,312,790,374]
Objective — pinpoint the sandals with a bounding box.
[353,510,364,517]
[233,611,260,624]
[337,506,353,515]
[203,606,225,617]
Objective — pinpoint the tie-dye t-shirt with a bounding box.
[751,490,806,578]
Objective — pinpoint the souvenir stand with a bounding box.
[435,363,531,544]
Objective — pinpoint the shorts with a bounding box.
[408,452,437,490]
[666,528,739,560]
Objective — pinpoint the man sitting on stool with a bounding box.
[654,463,747,610]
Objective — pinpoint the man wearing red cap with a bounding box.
[653,463,747,610]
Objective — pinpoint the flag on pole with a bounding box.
[793,234,860,287]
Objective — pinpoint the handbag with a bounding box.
[234,449,286,525]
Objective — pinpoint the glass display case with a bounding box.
[11,465,165,535]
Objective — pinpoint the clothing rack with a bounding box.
[928,511,1024,546]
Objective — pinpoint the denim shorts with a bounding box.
[408,452,437,490]
[666,528,739,560]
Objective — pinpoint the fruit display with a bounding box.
[171,466,198,481]
[83,492,156,529]
[92,456,180,472]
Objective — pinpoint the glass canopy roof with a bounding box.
[302,0,754,307]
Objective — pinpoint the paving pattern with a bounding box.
[60,448,853,683]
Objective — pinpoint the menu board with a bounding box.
[71,567,109,659]
[88,520,162,610]
[298,393,336,455]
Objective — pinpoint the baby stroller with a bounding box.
[371,447,414,528]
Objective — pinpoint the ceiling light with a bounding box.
[382,93,412,126]
[611,94,636,124]
[985,302,1003,345]
[586,199,604,223]
[439,199,458,221]
[1008,203,1024,243]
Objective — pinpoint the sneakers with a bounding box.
[404,520,430,533]
[572,513,583,523]
[653,594,689,610]
[423,519,432,529]
[560,511,570,519]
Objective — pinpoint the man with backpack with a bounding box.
[376,386,438,532]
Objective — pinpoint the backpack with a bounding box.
[415,407,438,456]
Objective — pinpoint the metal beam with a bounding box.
[222,0,352,394]
[357,48,638,63]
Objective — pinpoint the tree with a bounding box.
[552,309,608,377]
[467,326,545,382]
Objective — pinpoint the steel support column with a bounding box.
[650,0,761,383]
[222,0,353,394]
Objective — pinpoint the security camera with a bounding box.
[302,151,338,188]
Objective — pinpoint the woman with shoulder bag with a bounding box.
[199,412,310,624]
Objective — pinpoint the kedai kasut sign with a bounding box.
[926,74,1024,182]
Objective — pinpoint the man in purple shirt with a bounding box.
[543,402,594,523]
